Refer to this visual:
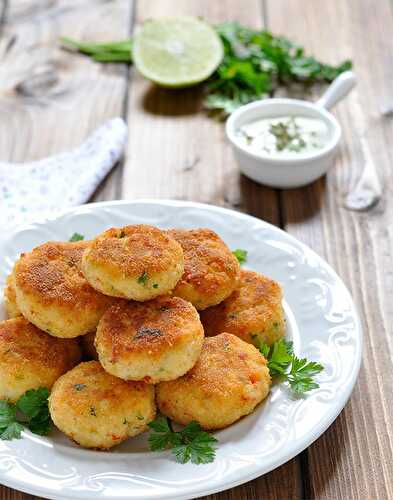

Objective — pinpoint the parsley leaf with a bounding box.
[0,400,17,429]
[232,248,248,264]
[16,387,49,418]
[1,422,24,440]
[258,339,323,395]
[0,388,52,440]
[69,233,84,242]
[205,22,352,116]
[148,417,218,464]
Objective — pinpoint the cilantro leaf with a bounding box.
[69,233,84,242]
[257,339,323,395]
[148,417,217,464]
[0,422,23,440]
[232,249,248,264]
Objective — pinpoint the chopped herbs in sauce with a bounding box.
[136,414,144,420]
[89,406,97,417]
[74,384,86,391]
[237,116,329,157]
[119,230,126,238]
[153,283,159,289]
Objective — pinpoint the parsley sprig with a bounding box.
[259,339,324,395]
[232,248,248,265]
[148,417,217,464]
[69,232,84,242]
[0,388,51,440]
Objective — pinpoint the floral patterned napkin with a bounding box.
[0,118,128,228]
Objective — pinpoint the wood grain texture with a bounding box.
[267,0,393,498]
[0,0,131,202]
[123,0,280,225]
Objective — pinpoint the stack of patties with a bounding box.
[1,224,285,450]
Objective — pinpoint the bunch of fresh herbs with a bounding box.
[60,21,351,117]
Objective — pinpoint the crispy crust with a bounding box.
[13,241,116,338]
[96,296,204,383]
[156,333,271,429]
[168,228,240,310]
[0,317,81,401]
[81,225,184,300]
[4,271,21,318]
[200,269,285,346]
[49,361,156,450]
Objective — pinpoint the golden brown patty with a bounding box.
[49,361,156,450]
[200,269,285,346]
[81,225,184,301]
[4,270,21,318]
[95,296,204,383]
[80,331,98,360]
[13,241,117,338]
[0,317,81,402]
[156,333,271,430]
[167,228,240,310]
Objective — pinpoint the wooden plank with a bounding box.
[123,0,280,224]
[266,0,393,498]
[123,1,301,499]
[0,1,131,499]
[0,0,131,203]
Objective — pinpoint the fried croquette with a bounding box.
[156,333,271,430]
[95,296,204,383]
[13,241,117,338]
[81,225,184,301]
[49,361,156,449]
[0,317,81,402]
[80,331,98,360]
[167,228,240,310]
[3,271,21,318]
[200,269,285,346]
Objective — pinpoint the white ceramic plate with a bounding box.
[0,200,362,500]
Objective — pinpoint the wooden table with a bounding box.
[1,0,392,499]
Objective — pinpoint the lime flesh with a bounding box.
[133,16,224,88]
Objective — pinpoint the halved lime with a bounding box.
[133,16,224,88]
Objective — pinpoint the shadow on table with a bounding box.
[239,174,327,227]
[141,83,203,116]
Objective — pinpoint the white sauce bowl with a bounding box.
[226,71,356,189]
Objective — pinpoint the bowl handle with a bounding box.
[316,71,356,110]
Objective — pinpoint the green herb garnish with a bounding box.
[0,388,51,440]
[232,248,248,264]
[138,271,148,285]
[60,23,351,118]
[74,384,86,391]
[148,417,217,464]
[61,37,132,63]
[69,233,84,242]
[205,22,352,116]
[258,339,323,395]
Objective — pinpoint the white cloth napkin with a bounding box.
[0,117,128,228]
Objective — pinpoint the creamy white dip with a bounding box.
[237,116,330,158]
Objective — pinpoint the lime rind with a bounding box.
[133,16,224,88]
